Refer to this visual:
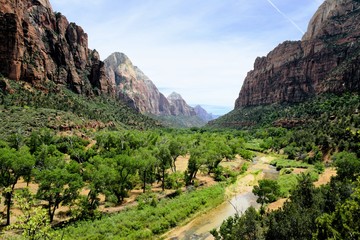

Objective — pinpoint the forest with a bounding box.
[0,80,360,239]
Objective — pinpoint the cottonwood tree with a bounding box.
[253,179,280,212]
[155,142,172,191]
[168,137,187,172]
[81,156,115,218]
[185,146,206,186]
[105,154,138,203]
[0,145,35,225]
[136,148,157,193]
[7,188,59,240]
[34,156,83,222]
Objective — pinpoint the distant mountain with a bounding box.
[235,0,360,109]
[194,105,218,122]
[167,92,196,116]
[104,53,206,128]
[104,52,172,115]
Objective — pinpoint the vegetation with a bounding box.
[151,114,207,128]
[0,125,249,238]
[5,189,59,240]
[62,185,225,239]
[0,79,160,138]
[208,92,360,239]
[253,179,280,210]
[1,76,360,240]
[212,155,360,240]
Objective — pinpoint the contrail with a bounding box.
[265,0,305,35]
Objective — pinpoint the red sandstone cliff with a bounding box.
[0,0,113,95]
[235,0,360,108]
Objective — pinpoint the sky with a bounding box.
[50,0,324,115]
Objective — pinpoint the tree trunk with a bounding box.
[5,191,12,226]
[162,168,165,191]
[143,170,146,193]
[171,157,177,173]
[48,205,53,223]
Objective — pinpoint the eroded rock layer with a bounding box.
[235,0,360,108]
[104,52,197,117]
[0,0,113,95]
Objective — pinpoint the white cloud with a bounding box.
[50,0,323,115]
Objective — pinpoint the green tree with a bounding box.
[0,146,35,225]
[333,151,360,181]
[6,188,59,240]
[155,143,172,191]
[34,157,83,222]
[211,207,263,240]
[137,148,157,193]
[80,156,115,218]
[106,154,138,203]
[253,179,280,207]
[185,147,206,185]
[168,137,187,172]
[315,179,360,240]
[266,173,322,240]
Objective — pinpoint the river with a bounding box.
[165,155,278,240]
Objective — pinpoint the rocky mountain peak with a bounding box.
[0,0,113,95]
[235,0,360,109]
[104,52,199,118]
[194,105,217,122]
[106,52,132,68]
[167,92,196,116]
[302,0,355,41]
[104,52,171,115]
[167,92,184,101]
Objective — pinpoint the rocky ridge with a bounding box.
[194,105,218,122]
[0,0,113,95]
[167,92,196,117]
[104,52,198,117]
[104,52,172,115]
[0,0,200,123]
[235,0,360,108]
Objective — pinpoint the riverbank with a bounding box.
[163,154,276,240]
[267,167,337,211]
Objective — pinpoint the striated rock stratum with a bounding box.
[0,0,199,121]
[104,52,171,115]
[235,0,360,108]
[104,52,197,117]
[0,0,113,95]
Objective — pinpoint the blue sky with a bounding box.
[51,0,324,115]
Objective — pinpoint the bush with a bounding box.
[238,148,255,160]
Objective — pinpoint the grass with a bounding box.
[277,174,298,197]
[270,159,312,171]
[60,184,225,240]
[244,139,264,152]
